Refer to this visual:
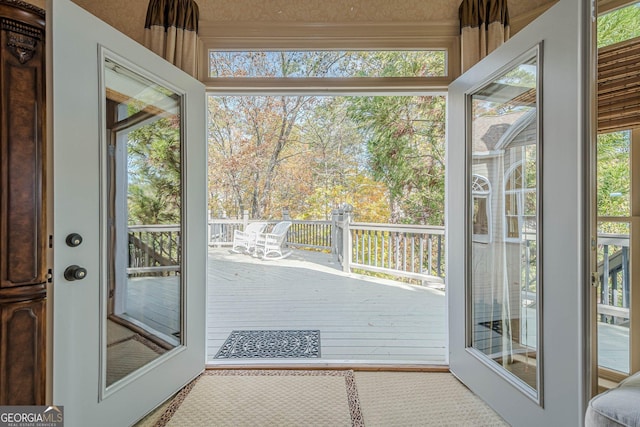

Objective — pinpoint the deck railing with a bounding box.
[288,220,333,250]
[207,209,445,283]
[208,219,245,246]
[128,224,180,276]
[207,211,333,251]
[597,233,630,324]
[130,219,629,301]
[338,222,445,283]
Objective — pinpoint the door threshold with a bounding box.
[206,361,449,372]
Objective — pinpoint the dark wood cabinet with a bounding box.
[0,0,46,405]
[0,294,45,404]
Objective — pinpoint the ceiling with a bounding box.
[192,0,558,24]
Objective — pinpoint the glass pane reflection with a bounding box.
[104,58,182,387]
[469,54,539,394]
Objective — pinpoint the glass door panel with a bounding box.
[104,56,183,387]
[596,130,632,376]
[468,52,540,397]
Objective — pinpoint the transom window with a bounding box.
[208,50,447,79]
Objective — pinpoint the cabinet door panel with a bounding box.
[0,14,46,288]
[0,297,46,405]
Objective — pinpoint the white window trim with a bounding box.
[598,0,639,14]
[199,21,460,94]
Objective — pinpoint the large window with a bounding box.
[596,0,640,382]
[199,22,459,87]
[596,130,634,376]
[207,92,446,224]
[205,49,448,223]
[209,50,447,78]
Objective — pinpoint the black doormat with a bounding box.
[214,330,321,359]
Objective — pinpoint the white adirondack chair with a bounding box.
[254,221,293,260]
[230,222,267,254]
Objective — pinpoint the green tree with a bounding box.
[295,97,369,219]
[208,95,314,218]
[597,131,630,227]
[208,50,448,223]
[301,175,389,223]
[597,2,640,48]
[346,51,447,225]
[127,117,181,225]
[348,94,446,225]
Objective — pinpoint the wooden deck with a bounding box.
[598,322,630,374]
[206,247,447,364]
[123,247,630,372]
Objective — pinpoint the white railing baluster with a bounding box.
[368,230,372,266]
[374,231,379,267]
[203,218,447,282]
[410,235,415,273]
[428,236,433,276]
[419,237,424,276]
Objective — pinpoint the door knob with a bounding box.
[66,233,83,247]
[64,265,87,281]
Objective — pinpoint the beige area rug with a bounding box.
[354,372,508,426]
[149,370,507,427]
[156,370,363,427]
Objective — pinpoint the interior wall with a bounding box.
[71,0,148,45]
[70,0,557,47]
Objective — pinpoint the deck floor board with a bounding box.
[207,247,447,364]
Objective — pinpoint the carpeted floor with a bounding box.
[136,370,508,427]
[355,371,508,426]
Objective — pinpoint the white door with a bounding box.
[49,1,206,425]
[447,0,593,425]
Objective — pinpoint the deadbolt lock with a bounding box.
[66,233,83,247]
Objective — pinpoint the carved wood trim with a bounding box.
[0,284,46,303]
[1,13,46,288]
[0,0,44,18]
[1,18,42,64]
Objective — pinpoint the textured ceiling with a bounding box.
[197,0,557,23]
[70,0,557,47]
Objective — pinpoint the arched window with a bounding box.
[472,174,491,242]
[504,154,536,241]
